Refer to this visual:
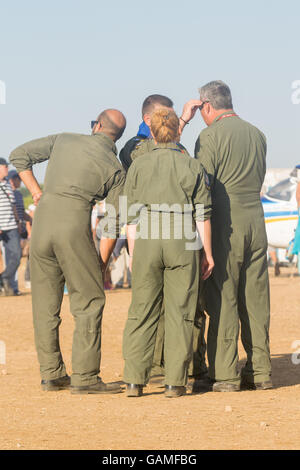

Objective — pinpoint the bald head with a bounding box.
[93,109,126,142]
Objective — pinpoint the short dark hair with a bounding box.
[199,81,233,110]
[142,94,173,116]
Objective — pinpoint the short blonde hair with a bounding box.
[150,109,179,143]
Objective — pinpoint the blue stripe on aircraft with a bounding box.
[264,210,298,218]
[261,196,275,203]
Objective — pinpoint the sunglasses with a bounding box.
[91,120,99,129]
[199,101,209,111]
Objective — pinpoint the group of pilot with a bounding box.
[9,81,273,397]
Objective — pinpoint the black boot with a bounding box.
[126,384,144,397]
[41,375,71,391]
[71,377,122,395]
[165,385,186,398]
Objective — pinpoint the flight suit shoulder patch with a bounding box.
[202,167,211,190]
[134,138,146,149]
[176,142,187,153]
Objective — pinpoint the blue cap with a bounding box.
[137,121,151,138]
[0,158,8,166]
[8,169,20,180]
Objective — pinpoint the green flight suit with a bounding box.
[195,112,271,386]
[10,133,125,386]
[122,142,212,386]
[131,138,156,162]
[121,137,208,379]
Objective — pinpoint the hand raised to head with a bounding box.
[181,100,202,124]
[179,100,203,135]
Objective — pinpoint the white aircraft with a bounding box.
[262,169,298,249]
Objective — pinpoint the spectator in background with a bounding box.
[94,200,113,289]
[110,226,131,289]
[91,202,101,250]
[292,164,300,275]
[0,158,22,296]
[94,200,106,252]
[268,245,280,276]
[8,169,32,294]
[0,239,4,293]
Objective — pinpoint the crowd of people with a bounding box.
[2,80,300,398]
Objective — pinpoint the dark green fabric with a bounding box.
[10,132,126,385]
[123,140,210,379]
[10,133,126,238]
[195,115,271,384]
[125,142,212,224]
[123,235,199,386]
[122,144,211,385]
[119,136,148,171]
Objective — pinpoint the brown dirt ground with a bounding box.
[0,259,300,450]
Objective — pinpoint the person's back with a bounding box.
[193,80,271,392]
[9,109,127,395]
[126,143,206,213]
[121,94,210,385]
[195,115,266,218]
[195,114,268,273]
[43,133,122,206]
[122,109,213,397]
[11,131,125,240]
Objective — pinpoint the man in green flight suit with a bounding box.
[9,109,126,394]
[119,94,209,388]
[183,81,272,391]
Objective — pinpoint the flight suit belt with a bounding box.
[213,198,264,216]
[137,210,197,238]
[214,193,262,205]
[40,192,93,209]
[140,210,195,219]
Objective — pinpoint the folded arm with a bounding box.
[9,135,58,205]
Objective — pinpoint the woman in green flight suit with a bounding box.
[122,109,214,398]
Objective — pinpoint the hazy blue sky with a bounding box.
[1,0,300,181]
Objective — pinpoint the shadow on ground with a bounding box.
[239,353,300,389]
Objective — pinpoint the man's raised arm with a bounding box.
[9,135,58,204]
